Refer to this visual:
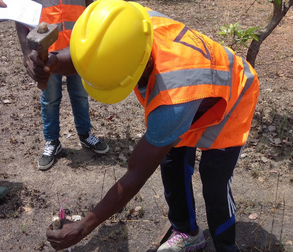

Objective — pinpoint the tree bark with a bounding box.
[246,0,293,68]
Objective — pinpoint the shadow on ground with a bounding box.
[203,221,285,252]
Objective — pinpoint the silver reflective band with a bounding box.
[147,11,172,19]
[83,78,95,88]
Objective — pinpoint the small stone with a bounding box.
[119,153,127,162]
[274,138,282,145]
[251,119,257,128]
[3,99,11,104]
[268,125,276,132]
[134,206,142,212]
[248,213,258,220]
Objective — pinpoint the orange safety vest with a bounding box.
[134,8,259,150]
[36,0,86,52]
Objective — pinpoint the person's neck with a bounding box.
[138,58,154,88]
[137,76,149,88]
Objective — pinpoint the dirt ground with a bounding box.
[1,0,293,251]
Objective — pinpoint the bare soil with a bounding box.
[1,1,293,251]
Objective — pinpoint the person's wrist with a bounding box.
[79,211,99,239]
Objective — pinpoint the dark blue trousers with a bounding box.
[160,146,242,252]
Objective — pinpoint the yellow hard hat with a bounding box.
[70,0,153,104]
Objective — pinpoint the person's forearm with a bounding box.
[79,136,173,239]
[80,168,148,238]
[53,47,77,76]
[15,22,31,56]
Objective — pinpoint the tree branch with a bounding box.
[246,0,293,67]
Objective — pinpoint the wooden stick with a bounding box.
[146,220,172,252]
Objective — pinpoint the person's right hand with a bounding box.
[46,218,85,250]
[0,0,7,7]
[26,50,59,83]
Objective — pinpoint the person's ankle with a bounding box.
[187,227,199,237]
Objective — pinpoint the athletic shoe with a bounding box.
[38,139,62,170]
[79,131,109,154]
[157,227,206,252]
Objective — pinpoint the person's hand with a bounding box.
[46,219,84,250]
[26,50,59,83]
[0,0,7,7]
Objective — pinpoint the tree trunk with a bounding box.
[246,0,293,68]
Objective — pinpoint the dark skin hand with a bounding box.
[24,0,93,82]
[46,135,173,250]
[27,48,77,81]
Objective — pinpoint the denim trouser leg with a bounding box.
[199,146,243,252]
[160,146,197,233]
[66,74,91,135]
[41,74,62,141]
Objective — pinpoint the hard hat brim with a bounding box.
[82,78,134,104]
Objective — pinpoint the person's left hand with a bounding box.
[26,50,59,83]
[46,219,84,250]
[0,0,7,7]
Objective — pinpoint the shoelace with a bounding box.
[85,132,100,146]
[43,141,55,156]
[168,231,188,247]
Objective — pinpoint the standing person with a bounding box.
[27,0,259,251]
[16,0,109,171]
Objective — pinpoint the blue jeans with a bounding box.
[41,73,91,141]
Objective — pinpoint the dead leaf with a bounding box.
[269,170,278,174]
[250,139,259,146]
[23,206,33,214]
[274,138,282,145]
[258,177,264,183]
[105,115,114,121]
[72,215,81,221]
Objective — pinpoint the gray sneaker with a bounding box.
[38,139,62,170]
[79,131,109,154]
[157,227,206,252]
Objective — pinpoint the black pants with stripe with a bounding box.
[160,146,242,252]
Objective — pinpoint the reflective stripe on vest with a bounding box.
[38,0,85,7]
[134,8,259,149]
[35,0,86,51]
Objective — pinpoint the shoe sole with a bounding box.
[80,142,109,154]
[38,145,62,171]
